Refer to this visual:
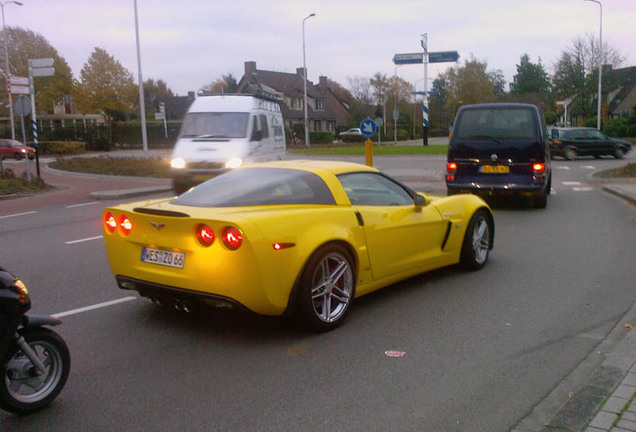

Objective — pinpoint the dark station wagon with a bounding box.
[446,103,551,208]
[549,127,631,160]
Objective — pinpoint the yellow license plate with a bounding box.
[480,165,509,174]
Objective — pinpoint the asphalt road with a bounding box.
[1,154,635,431]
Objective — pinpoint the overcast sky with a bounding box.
[7,0,635,97]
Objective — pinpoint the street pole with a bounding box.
[1,1,22,141]
[421,33,429,145]
[585,0,603,130]
[134,0,148,154]
[302,13,315,151]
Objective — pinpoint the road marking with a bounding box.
[555,166,571,170]
[53,296,137,318]
[66,202,100,209]
[573,187,595,191]
[0,211,37,219]
[65,235,103,245]
[582,166,596,169]
[563,181,582,185]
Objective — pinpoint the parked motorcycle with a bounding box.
[0,267,70,414]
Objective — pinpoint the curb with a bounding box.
[603,185,636,206]
[90,186,174,200]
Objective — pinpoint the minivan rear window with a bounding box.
[455,107,537,141]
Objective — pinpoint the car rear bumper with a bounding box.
[447,182,546,195]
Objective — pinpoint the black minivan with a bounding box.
[446,103,551,208]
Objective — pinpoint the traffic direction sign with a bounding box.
[29,58,54,68]
[9,76,29,86]
[428,51,460,63]
[360,118,377,137]
[32,67,55,77]
[393,50,460,65]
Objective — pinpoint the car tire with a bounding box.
[533,191,548,209]
[296,244,355,332]
[460,209,492,271]
[614,148,625,159]
[564,148,577,161]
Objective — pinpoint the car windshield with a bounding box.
[179,112,249,139]
[172,168,336,207]
[455,107,538,141]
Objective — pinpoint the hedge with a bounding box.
[37,141,86,156]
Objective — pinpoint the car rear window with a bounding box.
[455,107,538,141]
[172,168,336,207]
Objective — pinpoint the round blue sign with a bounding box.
[359,119,377,137]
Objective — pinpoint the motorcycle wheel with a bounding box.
[0,327,70,414]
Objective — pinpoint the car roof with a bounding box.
[246,159,379,176]
[459,102,538,110]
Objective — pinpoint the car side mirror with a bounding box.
[414,194,429,210]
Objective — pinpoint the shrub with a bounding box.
[309,131,335,145]
[629,125,636,137]
[37,141,86,156]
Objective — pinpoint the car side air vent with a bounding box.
[133,208,190,218]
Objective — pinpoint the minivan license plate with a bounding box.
[480,165,509,174]
[141,247,185,268]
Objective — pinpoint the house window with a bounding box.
[291,98,303,111]
[314,120,322,131]
[316,98,325,111]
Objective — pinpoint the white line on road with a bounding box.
[65,235,104,245]
[53,296,137,318]
[573,187,595,191]
[582,166,596,169]
[555,166,571,170]
[563,181,582,185]
[0,210,37,219]
[66,202,100,209]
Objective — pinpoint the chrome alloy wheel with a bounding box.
[6,340,64,403]
[310,252,354,323]
[472,216,490,265]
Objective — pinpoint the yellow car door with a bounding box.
[338,172,446,282]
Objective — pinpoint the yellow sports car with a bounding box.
[103,160,494,331]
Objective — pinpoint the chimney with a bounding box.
[245,61,257,76]
[297,67,307,78]
[319,76,328,88]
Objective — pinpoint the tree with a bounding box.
[552,33,624,122]
[0,27,74,115]
[510,54,550,95]
[143,78,174,113]
[347,75,374,121]
[200,73,238,94]
[73,47,137,121]
[440,56,498,114]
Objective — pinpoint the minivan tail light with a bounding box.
[446,162,457,182]
[553,140,563,146]
[533,163,545,174]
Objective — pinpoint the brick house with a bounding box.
[236,61,351,134]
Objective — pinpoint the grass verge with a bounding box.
[49,156,172,178]
[0,169,53,195]
[290,144,449,156]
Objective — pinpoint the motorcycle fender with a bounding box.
[21,315,62,328]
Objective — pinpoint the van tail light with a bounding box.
[222,227,243,250]
[446,162,457,182]
[553,140,563,146]
[196,224,215,247]
[533,163,546,174]
[104,212,117,233]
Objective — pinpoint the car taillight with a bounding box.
[446,162,457,181]
[118,214,133,236]
[196,224,215,247]
[222,227,243,250]
[553,140,563,146]
[533,163,546,174]
[104,212,117,233]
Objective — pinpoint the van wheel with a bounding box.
[533,191,548,209]
[564,148,577,160]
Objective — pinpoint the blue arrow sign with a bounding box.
[360,118,377,137]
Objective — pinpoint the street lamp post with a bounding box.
[133,0,148,154]
[1,0,22,141]
[302,13,315,151]
[585,0,603,130]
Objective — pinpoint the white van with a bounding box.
[170,94,286,194]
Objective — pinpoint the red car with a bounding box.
[0,139,35,160]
